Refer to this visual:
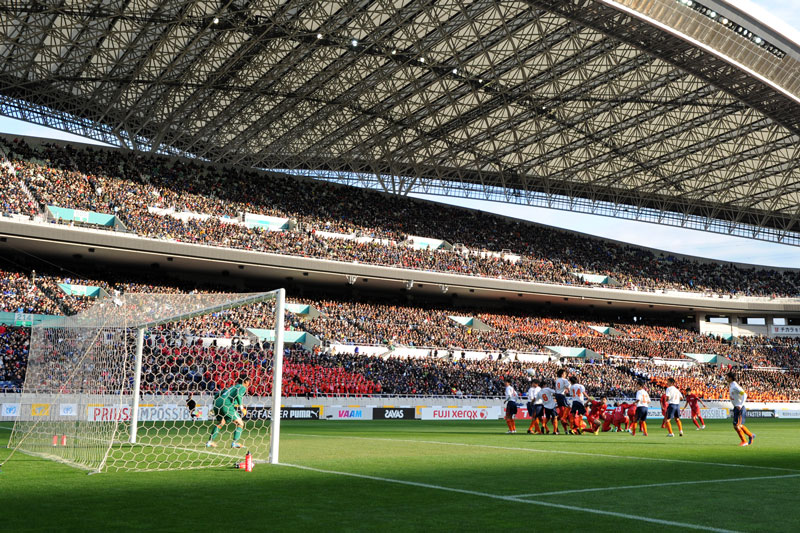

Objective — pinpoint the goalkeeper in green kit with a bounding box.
[206,377,250,449]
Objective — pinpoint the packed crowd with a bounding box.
[2,263,799,371]
[0,325,28,390]
[617,360,800,402]
[2,137,800,297]
[4,311,799,400]
[0,268,61,315]
[0,160,39,217]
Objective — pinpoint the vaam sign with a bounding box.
[329,407,373,420]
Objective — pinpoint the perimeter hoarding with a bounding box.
[420,407,501,420]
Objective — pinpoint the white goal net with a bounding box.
[6,289,286,473]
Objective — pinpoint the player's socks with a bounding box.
[641,421,648,436]
[661,419,667,429]
[740,425,753,437]
[698,416,705,427]
[665,420,672,434]
[693,418,701,429]
[676,419,683,435]
[233,426,243,442]
[505,419,513,432]
[735,427,746,443]
[209,426,221,441]
[511,420,517,432]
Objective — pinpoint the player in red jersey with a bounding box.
[682,387,707,430]
[585,397,607,435]
[603,402,629,432]
[625,402,637,431]
[660,393,669,428]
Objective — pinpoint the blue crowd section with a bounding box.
[1,136,798,297]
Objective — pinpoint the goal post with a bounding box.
[269,288,285,464]
[6,288,287,473]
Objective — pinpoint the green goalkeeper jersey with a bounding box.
[215,383,247,407]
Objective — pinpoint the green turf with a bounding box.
[1,419,798,532]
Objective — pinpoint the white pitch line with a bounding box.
[287,432,800,473]
[510,473,800,498]
[281,462,740,533]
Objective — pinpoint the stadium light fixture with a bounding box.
[212,17,219,24]
[351,39,358,47]
[317,33,323,39]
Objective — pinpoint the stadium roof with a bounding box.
[2,0,800,244]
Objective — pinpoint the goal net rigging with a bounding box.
[6,289,286,473]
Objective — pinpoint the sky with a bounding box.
[1,0,799,269]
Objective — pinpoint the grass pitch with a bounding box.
[1,419,799,532]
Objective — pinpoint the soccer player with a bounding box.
[537,381,559,435]
[568,376,591,434]
[625,401,637,431]
[659,392,669,429]
[603,402,629,432]
[585,397,607,435]
[663,378,684,437]
[504,379,519,434]
[726,372,755,446]
[554,369,572,434]
[683,387,707,429]
[206,377,250,448]
[186,392,198,420]
[631,384,650,436]
[526,379,544,434]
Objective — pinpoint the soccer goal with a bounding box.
[5,289,286,473]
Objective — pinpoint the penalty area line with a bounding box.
[510,473,800,498]
[280,462,740,533]
[287,432,800,473]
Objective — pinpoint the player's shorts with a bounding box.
[213,399,240,423]
[635,406,648,421]
[505,401,518,417]
[571,401,586,416]
[555,393,568,408]
[526,402,535,417]
[691,408,701,418]
[544,407,556,420]
[534,404,544,418]
[666,404,681,419]
[732,406,746,426]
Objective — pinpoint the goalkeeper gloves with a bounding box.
[240,406,248,417]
